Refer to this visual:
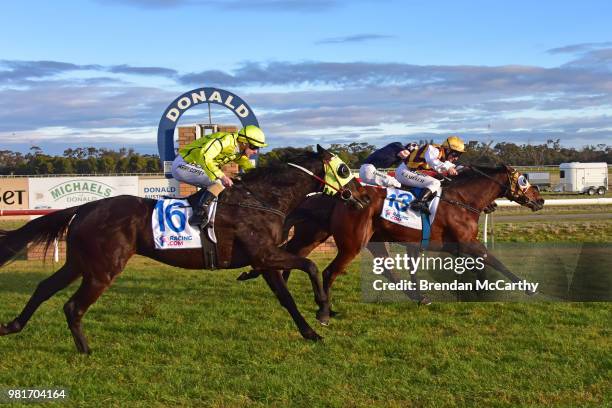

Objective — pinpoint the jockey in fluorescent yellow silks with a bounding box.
[171,125,267,226]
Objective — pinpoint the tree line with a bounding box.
[0,146,161,175]
[0,139,609,175]
[260,140,611,168]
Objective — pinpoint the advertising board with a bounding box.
[28,176,139,209]
[0,178,29,219]
[138,177,180,200]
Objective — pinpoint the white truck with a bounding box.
[556,162,609,195]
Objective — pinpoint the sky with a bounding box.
[1,0,611,155]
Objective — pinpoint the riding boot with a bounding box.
[189,190,217,227]
[410,189,435,214]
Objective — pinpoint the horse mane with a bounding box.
[238,151,318,184]
[443,165,507,189]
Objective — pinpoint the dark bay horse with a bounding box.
[245,166,545,323]
[0,146,361,353]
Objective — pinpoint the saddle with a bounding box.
[158,190,219,269]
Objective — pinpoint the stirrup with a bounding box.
[189,208,209,227]
[410,200,430,215]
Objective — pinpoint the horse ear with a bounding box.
[316,144,333,160]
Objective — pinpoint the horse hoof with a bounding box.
[418,297,432,306]
[237,270,260,281]
[303,330,323,341]
[0,320,21,336]
[316,311,330,326]
[329,310,339,317]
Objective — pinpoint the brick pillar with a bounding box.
[178,126,198,196]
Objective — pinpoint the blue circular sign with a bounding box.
[157,87,259,176]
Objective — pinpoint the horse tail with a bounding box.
[0,206,81,267]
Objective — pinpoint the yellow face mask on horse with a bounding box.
[323,155,354,196]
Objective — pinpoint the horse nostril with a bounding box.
[538,199,545,205]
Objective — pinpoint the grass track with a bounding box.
[0,255,610,407]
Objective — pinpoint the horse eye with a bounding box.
[337,164,350,178]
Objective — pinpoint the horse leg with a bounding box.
[236,229,328,284]
[282,221,331,285]
[458,240,535,294]
[251,246,328,335]
[0,264,80,336]
[319,246,362,324]
[63,273,113,355]
[366,242,430,305]
[261,270,322,341]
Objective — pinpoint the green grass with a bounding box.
[0,219,27,230]
[484,220,612,243]
[539,191,611,198]
[492,204,611,216]
[0,255,610,407]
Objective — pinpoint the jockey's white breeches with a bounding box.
[395,163,441,196]
[359,164,401,188]
[171,155,222,189]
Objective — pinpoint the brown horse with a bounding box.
[0,146,362,353]
[244,165,545,323]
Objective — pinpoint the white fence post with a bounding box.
[53,238,59,263]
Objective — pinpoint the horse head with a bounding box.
[502,165,545,211]
[314,145,370,209]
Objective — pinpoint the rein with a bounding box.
[470,165,531,203]
[220,183,286,218]
[469,166,510,194]
[224,201,285,218]
[438,196,481,214]
[439,166,514,214]
[287,162,342,194]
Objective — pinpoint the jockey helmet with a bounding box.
[441,135,465,153]
[404,142,419,152]
[238,125,267,148]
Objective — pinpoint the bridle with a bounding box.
[439,165,537,214]
[288,160,369,209]
[468,165,534,205]
[470,166,530,204]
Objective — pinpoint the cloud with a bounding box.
[0,60,100,83]
[316,34,395,45]
[0,60,181,84]
[547,42,612,55]
[177,60,612,96]
[109,64,178,77]
[547,42,612,73]
[1,53,611,152]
